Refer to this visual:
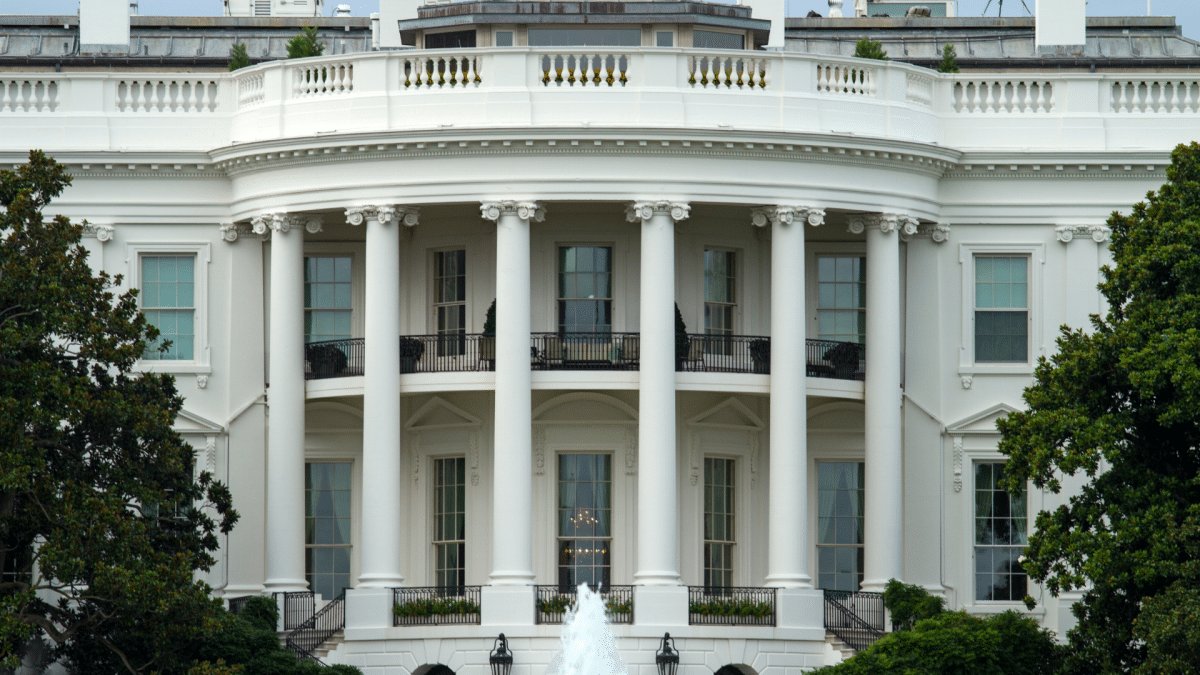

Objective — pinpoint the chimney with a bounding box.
[80,0,130,54]
[1036,0,1086,51]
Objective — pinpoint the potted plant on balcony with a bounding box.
[399,336,426,373]
[306,342,348,378]
[749,339,770,374]
[481,299,496,366]
[825,341,862,379]
[675,303,690,371]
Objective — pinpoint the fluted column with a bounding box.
[482,200,543,585]
[850,212,916,593]
[753,205,825,588]
[257,212,310,593]
[346,205,418,588]
[627,200,689,586]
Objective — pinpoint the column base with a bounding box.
[345,587,395,641]
[262,578,309,594]
[633,585,688,626]
[356,573,406,589]
[481,584,536,626]
[776,588,825,630]
[860,578,895,594]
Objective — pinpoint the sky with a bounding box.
[3,0,1199,40]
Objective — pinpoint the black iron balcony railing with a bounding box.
[688,586,776,627]
[303,334,866,381]
[273,590,315,630]
[823,589,885,652]
[535,584,634,624]
[531,332,640,370]
[392,586,482,626]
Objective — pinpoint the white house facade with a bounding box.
[3,3,1198,672]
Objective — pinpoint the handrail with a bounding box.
[285,592,346,664]
[823,589,885,652]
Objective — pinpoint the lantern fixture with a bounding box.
[490,633,514,675]
[655,633,679,675]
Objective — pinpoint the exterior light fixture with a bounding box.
[490,633,514,675]
[656,633,679,675]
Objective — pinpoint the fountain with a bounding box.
[547,584,629,675]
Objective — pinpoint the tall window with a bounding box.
[974,256,1028,362]
[306,462,352,601]
[975,462,1028,601]
[558,246,612,334]
[433,457,466,589]
[304,256,352,343]
[433,250,467,356]
[704,457,735,588]
[141,255,195,360]
[704,250,736,355]
[558,454,611,590]
[817,256,866,344]
[817,462,865,592]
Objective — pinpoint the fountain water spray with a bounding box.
[547,584,629,675]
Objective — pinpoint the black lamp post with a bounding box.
[490,633,514,675]
[655,633,679,675]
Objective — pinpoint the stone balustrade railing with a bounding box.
[2,49,1198,154]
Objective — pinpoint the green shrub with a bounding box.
[853,37,888,60]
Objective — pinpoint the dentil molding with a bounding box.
[847,212,920,236]
[480,200,546,223]
[625,201,691,223]
[750,204,825,228]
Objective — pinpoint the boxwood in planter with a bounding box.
[399,336,426,373]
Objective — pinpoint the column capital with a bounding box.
[900,221,951,243]
[480,200,545,223]
[625,201,690,223]
[750,205,825,228]
[847,212,919,237]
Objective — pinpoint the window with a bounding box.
[975,462,1027,602]
[306,462,351,601]
[304,256,352,344]
[817,462,865,592]
[433,250,466,356]
[693,30,745,50]
[433,457,466,589]
[704,457,735,588]
[141,255,195,360]
[558,246,612,334]
[558,454,611,590]
[974,256,1028,363]
[704,250,736,355]
[817,256,866,344]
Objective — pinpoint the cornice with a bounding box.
[208,130,963,180]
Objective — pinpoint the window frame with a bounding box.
[958,243,1044,375]
[127,242,211,374]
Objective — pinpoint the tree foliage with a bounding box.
[936,43,960,73]
[0,151,238,674]
[228,43,252,72]
[997,142,1200,673]
[814,582,1063,675]
[286,27,325,59]
[853,37,889,60]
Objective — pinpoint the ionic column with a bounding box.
[346,205,418,588]
[849,213,916,593]
[753,205,825,589]
[627,200,689,586]
[257,212,310,593]
[482,200,543,585]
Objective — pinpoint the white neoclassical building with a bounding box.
[4,0,1199,671]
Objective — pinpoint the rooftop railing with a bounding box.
[3,49,1195,154]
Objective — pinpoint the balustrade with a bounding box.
[1111,79,1200,113]
[951,78,1054,113]
[0,78,58,112]
[116,78,219,113]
